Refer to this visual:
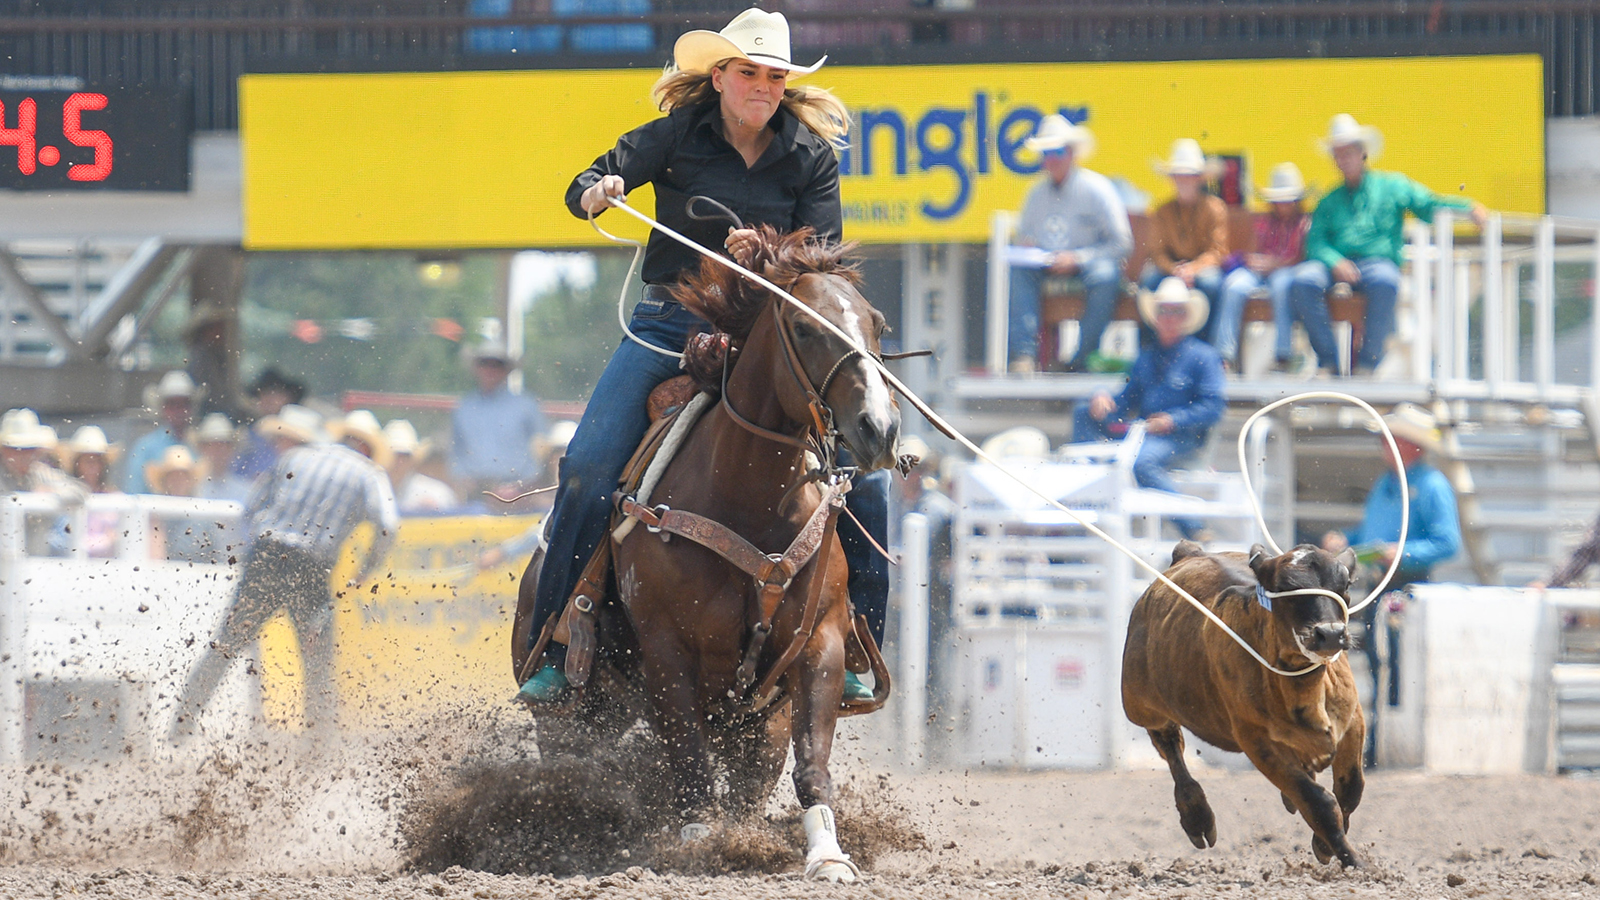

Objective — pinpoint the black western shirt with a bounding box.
[565,100,843,286]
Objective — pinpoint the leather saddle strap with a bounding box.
[747,494,844,713]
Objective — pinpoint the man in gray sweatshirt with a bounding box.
[1008,115,1133,373]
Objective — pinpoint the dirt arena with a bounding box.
[1,707,1597,900]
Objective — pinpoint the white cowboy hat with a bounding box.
[1137,276,1210,337]
[673,8,825,78]
[331,409,393,469]
[144,444,203,493]
[383,418,432,460]
[979,426,1051,460]
[156,370,196,400]
[1153,138,1210,177]
[1258,161,1307,203]
[1367,402,1442,453]
[0,408,52,450]
[1023,114,1095,160]
[255,404,327,446]
[192,412,239,446]
[59,424,120,471]
[1320,113,1384,161]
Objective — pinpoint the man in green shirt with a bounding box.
[1288,114,1486,375]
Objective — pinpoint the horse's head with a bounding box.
[676,227,902,471]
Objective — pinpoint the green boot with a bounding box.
[843,672,874,703]
[516,665,570,704]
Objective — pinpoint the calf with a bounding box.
[1122,541,1365,867]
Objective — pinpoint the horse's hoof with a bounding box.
[805,858,859,883]
[680,823,712,843]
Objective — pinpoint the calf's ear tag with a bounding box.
[1255,583,1273,611]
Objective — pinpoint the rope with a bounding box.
[590,196,1408,679]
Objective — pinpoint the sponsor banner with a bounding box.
[242,55,1543,249]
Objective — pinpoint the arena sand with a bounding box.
[1,707,1598,900]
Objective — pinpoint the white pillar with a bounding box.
[898,513,930,769]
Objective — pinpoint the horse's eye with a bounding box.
[792,321,818,340]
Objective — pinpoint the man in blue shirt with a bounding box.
[451,341,548,500]
[1321,402,1460,767]
[123,370,195,494]
[1073,277,1226,540]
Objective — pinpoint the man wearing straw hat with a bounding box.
[1290,114,1488,376]
[1141,139,1228,333]
[1073,277,1225,541]
[1006,114,1132,374]
[1,408,85,501]
[1321,402,1461,766]
[1214,162,1311,373]
[124,370,197,494]
[169,404,399,743]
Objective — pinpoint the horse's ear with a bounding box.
[762,261,779,280]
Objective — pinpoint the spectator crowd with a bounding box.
[1007,112,1488,378]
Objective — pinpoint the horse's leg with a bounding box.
[641,640,714,819]
[724,707,791,817]
[789,632,857,883]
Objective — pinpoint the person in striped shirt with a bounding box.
[168,404,399,743]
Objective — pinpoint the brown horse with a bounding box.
[516,227,899,881]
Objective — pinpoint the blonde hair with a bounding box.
[651,63,850,150]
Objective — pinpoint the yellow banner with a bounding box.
[241,55,1544,249]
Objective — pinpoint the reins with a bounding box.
[590,195,1409,680]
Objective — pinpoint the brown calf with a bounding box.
[1122,541,1366,867]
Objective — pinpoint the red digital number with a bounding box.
[63,92,112,182]
[0,98,37,175]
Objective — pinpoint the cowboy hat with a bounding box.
[0,408,52,450]
[1258,161,1307,203]
[144,444,204,495]
[59,424,120,472]
[1320,113,1383,161]
[331,409,393,469]
[1153,138,1211,177]
[1137,277,1210,336]
[192,413,239,445]
[156,370,195,400]
[1367,402,1442,453]
[254,404,327,446]
[247,367,307,403]
[979,426,1051,460]
[1023,114,1095,160]
[383,418,432,460]
[673,8,825,78]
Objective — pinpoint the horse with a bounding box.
[513,226,900,882]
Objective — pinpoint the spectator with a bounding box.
[168,404,399,742]
[1142,139,1227,338]
[384,418,459,515]
[332,409,394,471]
[451,341,548,499]
[233,368,306,479]
[60,425,121,557]
[61,425,120,495]
[1321,402,1461,767]
[1006,114,1132,374]
[1,409,87,501]
[1073,277,1225,541]
[1215,162,1311,373]
[1533,512,1600,590]
[1291,114,1488,375]
[193,413,253,504]
[124,371,196,493]
[146,444,223,564]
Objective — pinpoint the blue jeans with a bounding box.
[531,291,893,656]
[1072,403,1207,539]
[1139,264,1223,346]
[1287,257,1401,373]
[1216,266,1296,363]
[1008,258,1124,367]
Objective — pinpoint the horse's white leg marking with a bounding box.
[802,804,860,883]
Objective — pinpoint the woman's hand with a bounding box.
[725,227,760,265]
[581,175,626,215]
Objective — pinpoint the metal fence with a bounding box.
[0,1,1596,132]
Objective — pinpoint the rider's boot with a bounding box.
[517,664,570,704]
[842,672,873,703]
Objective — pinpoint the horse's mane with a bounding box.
[672,226,861,390]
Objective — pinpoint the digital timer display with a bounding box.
[0,85,191,192]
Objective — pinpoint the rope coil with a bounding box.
[589,195,1410,678]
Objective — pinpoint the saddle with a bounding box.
[525,374,889,717]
